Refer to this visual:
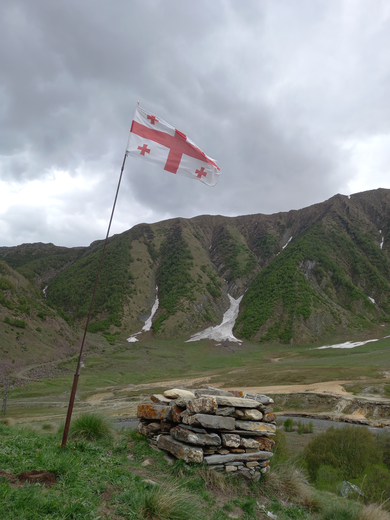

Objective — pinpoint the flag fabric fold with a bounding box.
[126,105,220,187]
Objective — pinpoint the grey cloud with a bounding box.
[1,0,390,246]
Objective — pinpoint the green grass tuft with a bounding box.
[67,412,113,442]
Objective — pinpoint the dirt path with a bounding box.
[12,355,77,380]
[227,381,353,396]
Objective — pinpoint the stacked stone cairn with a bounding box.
[137,387,276,480]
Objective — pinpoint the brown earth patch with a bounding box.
[0,469,57,487]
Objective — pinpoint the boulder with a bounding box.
[164,388,196,399]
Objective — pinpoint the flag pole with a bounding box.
[61,152,128,447]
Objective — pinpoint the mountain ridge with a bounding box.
[1,188,390,348]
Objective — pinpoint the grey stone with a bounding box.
[239,468,252,480]
[204,451,273,465]
[235,421,276,434]
[157,435,203,463]
[240,437,259,448]
[182,413,235,430]
[174,398,190,408]
[179,424,207,434]
[219,430,275,437]
[208,464,224,470]
[216,407,235,416]
[221,433,241,448]
[164,388,196,399]
[194,387,234,397]
[186,397,218,415]
[170,426,221,446]
[150,394,173,405]
[225,465,237,472]
[203,396,262,409]
[242,409,263,421]
[244,393,273,405]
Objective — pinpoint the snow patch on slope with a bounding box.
[186,294,243,343]
[315,335,390,350]
[127,287,159,343]
[379,230,384,249]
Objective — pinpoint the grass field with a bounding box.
[4,325,390,423]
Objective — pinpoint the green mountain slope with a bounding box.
[2,188,390,347]
[0,261,84,384]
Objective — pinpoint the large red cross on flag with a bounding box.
[126,105,220,187]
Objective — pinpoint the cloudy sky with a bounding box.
[1,0,390,247]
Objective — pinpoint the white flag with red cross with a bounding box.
[126,105,220,187]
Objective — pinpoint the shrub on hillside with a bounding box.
[303,426,381,481]
[357,464,390,507]
[377,432,390,470]
[4,316,27,328]
[272,429,289,464]
[316,465,345,493]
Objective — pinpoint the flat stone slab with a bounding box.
[220,430,275,437]
[137,404,172,421]
[235,421,276,434]
[194,388,234,397]
[183,413,235,430]
[157,435,203,463]
[216,407,235,416]
[164,388,196,399]
[204,450,273,465]
[202,396,262,408]
[180,424,207,434]
[244,393,274,405]
[170,426,221,447]
[150,394,172,405]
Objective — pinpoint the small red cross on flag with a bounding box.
[126,105,220,187]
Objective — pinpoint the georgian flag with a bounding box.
[126,105,220,187]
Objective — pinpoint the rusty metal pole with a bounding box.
[61,153,128,447]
